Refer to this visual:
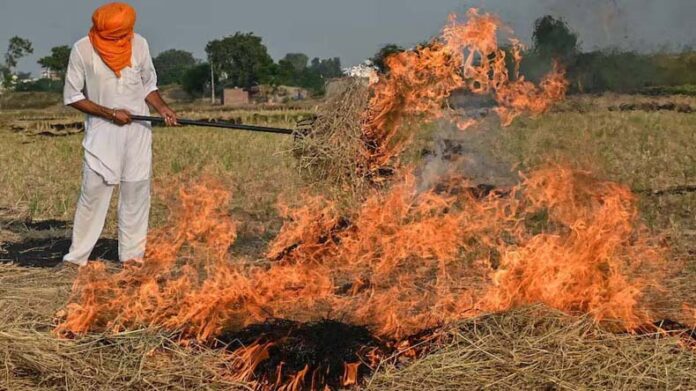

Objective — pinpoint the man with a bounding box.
[61,2,177,267]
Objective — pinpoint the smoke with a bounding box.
[461,0,696,53]
[417,108,518,193]
[535,0,696,52]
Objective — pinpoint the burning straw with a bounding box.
[0,264,241,391]
[44,7,694,391]
[293,78,371,195]
[294,9,567,192]
[49,164,690,389]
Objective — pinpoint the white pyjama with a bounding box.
[63,165,150,265]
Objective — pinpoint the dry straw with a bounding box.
[2,264,694,390]
[0,264,242,391]
[368,306,696,391]
[292,78,372,196]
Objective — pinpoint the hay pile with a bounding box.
[0,264,240,390]
[368,307,696,390]
[2,263,694,390]
[292,77,371,195]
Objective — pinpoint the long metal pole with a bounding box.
[210,62,216,104]
[131,115,294,135]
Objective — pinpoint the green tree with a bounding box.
[205,32,274,89]
[37,45,70,79]
[283,53,308,72]
[272,53,311,86]
[2,36,33,88]
[309,57,342,79]
[298,68,324,93]
[532,15,579,62]
[5,36,33,69]
[153,49,196,85]
[181,62,214,96]
[275,58,299,86]
[371,43,405,73]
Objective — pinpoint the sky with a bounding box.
[1,0,695,77]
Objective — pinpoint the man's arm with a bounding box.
[140,38,177,126]
[63,44,131,126]
[145,90,178,126]
[69,99,132,126]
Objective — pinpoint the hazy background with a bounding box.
[1,0,695,77]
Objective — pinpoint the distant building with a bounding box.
[41,68,61,81]
[255,85,310,104]
[222,87,249,106]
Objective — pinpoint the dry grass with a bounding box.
[0,113,304,238]
[368,307,696,390]
[0,264,244,391]
[1,93,695,390]
[2,263,693,390]
[291,78,372,198]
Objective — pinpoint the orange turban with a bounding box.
[88,2,136,77]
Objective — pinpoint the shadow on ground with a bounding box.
[0,219,118,267]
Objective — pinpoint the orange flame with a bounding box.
[57,167,669,339]
[55,165,683,389]
[361,8,568,176]
[342,362,360,386]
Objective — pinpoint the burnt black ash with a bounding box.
[219,319,389,390]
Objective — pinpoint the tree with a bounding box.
[205,32,274,89]
[371,44,405,73]
[38,45,70,79]
[2,36,33,89]
[532,15,578,62]
[272,53,311,86]
[153,49,196,85]
[298,68,324,93]
[283,53,309,72]
[309,57,342,79]
[181,62,214,96]
[275,58,299,86]
[5,36,33,69]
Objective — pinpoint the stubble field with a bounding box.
[0,93,694,390]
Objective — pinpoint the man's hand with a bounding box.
[159,106,178,126]
[68,99,134,127]
[111,109,132,126]
[145,90,178,126]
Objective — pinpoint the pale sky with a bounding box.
[1,0,695,77]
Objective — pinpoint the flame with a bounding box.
[342,362,360,386]
[361,8,568,177]
[57,167,670,338]
[53,6,691,391]
[229,342,274,382]
[56,178,245,340]
[54,166,681,388]
[481,167,667,329]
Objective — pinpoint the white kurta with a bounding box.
[63,34,157,265]
[64,33,158,184]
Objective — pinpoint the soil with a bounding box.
[0,219,118,267]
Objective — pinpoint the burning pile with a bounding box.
[361,9,566,180]
[55,167,676,389]
[295,8,567,190]
[293,78,372,195]
[54,7,691,391]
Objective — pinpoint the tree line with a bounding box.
[2,32,343,97]
[371,15,696,95]
[4,18,696,96]
[519,15,696,94]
